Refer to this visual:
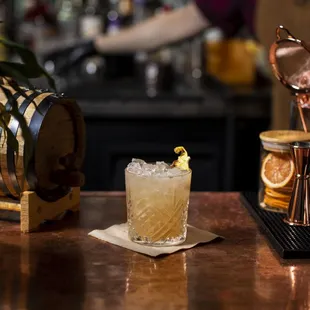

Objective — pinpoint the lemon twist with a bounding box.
[171,146,190,171]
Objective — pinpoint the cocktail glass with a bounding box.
[125,159,192,246]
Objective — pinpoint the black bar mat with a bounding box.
[241,191,310,259]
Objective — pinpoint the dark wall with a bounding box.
[81,113,270,192]
[82,117,227,192]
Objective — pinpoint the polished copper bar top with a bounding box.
[0,192,308,310]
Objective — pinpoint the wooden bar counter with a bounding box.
[0,192,308,310]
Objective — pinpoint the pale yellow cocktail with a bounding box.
[125,147,192,246]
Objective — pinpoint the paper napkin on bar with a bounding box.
[88,223,222,257]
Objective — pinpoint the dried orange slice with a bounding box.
[263,195,289,209]
[261,153,294,189]
[265,187,291,200]
[265,187,291,201]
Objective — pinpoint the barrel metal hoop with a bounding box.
[6,91,39,195]
[0,90,21,198]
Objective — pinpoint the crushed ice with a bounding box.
[127,158,187,177]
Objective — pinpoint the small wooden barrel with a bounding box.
[0,80,85,202]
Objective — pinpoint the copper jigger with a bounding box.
[284,141,310,226]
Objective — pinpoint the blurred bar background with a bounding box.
[0,0,272,192]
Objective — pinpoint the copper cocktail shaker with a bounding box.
[270,25,310,132]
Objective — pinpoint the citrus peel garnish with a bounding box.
[171,146,190,171]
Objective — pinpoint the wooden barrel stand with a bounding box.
[0,188,80,232]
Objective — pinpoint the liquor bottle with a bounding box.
[104,0,134,79]
[23,0,59,35]
[19,0,59,54]
[106,0,121,36]
[56,0,83,42]
[118,0,133,27]
[145,5,174,94]
[79,0,103,39]
[132,0,148,78]
[0,0,6,61]
[158,5,173,67]
[132,0,147,24]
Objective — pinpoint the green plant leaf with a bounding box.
[0,37,56,91]
[11,111,33,176]
[5,78,41,114]
[0,113,19,155]
[0,114,7,143]
[0,61,44,79]
[13,113,33,176]
[0,83,20,126]
[0,62,33,89]
[0,86,18,154]
[0,101,10,125]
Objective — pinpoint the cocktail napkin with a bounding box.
[88,223,223,257]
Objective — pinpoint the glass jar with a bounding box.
[259,130,310,213]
